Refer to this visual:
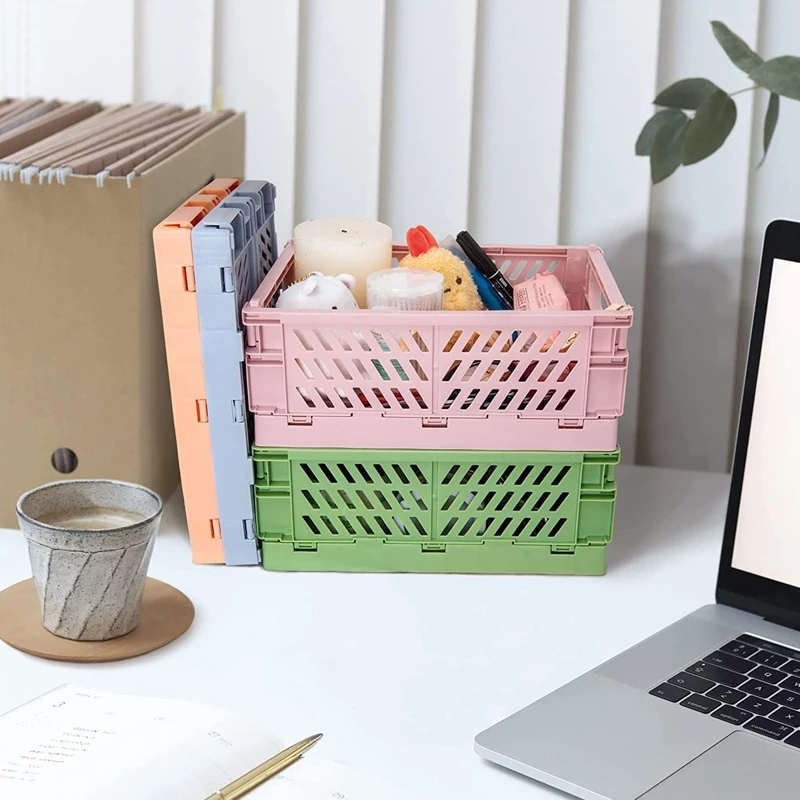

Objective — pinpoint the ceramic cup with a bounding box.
[15,479,163,642]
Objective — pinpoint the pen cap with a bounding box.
[367,267,444,311]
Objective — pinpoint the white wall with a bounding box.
[2,0,797,473]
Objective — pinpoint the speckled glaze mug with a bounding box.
[16,479,163,642]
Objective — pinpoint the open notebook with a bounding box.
[0,685,399,799]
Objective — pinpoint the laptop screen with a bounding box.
[732,257,800,588]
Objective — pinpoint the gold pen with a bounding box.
[203,733,323,800]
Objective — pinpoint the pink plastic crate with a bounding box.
[242,243,632,451]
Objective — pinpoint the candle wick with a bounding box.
[341,229,347,233]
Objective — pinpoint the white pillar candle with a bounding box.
[293,218,393,308]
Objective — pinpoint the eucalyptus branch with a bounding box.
[636,20,800,184]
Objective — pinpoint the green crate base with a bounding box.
[260,540,608,575]
[254,445,618,575]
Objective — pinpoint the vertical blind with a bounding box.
[2,0,798,473]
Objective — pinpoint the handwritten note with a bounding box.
[0,685,399,800]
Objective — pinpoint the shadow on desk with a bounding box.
[158,489,190,543]
[609,465,730,570]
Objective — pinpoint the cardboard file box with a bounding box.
[0,111,245,527]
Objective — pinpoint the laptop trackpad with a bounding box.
[641,731,800,799]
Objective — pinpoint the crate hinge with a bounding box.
[288,415,313,426]
[590,355,628,366]
[422,417,448,429]
[182,265,196,292]
[196,399,209,423]
[558,418,584,429]
[422,543,446,552]
[550,545,575,554]
[220,266,234,292]
[293,542,318,551]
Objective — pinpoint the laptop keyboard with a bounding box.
[650,633,800,746]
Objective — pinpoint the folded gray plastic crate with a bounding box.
[231,181,277,289]
[192,181,277,566]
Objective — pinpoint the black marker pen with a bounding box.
[456,231,515,308]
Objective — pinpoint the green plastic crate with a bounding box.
[252,446,618,574]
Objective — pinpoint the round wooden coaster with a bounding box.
[0,577,194,663]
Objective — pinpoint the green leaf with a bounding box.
[750,56,800,101]
[759,92,780,166]
[682,90,737,165]
[636,108,688,156]
[650,113,689,183]
[711,20,763,74]
[654,78,719,110]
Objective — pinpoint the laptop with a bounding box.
[475,219,800,799]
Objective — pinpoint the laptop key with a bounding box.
[750,651,788,669]
[686,662,747,687]
[773,691,800,711]
[721,640,758,659]
[782,660,800,677]
[785,730,800,749]
[743,716,793,740]
[740,679,779,698]
[706,685,746,705]
[780,675,800,693]
[649,683,690,703]
[711,706,753,726]
[748,665,787,685]
[680,694,722,715]
[738,634,800,661]
[738,695,779,716]
[769,707,800,726]
[668,672,714,694]
[704,650,754,674]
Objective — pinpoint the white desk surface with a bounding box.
[0,464,729,798]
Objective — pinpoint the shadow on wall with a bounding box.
[575,228,648,467]
[637,221,743,473]
[610,463,728,570]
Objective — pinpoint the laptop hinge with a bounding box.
[717,587,800,634]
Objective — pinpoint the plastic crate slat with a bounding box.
[251,413,619,452]
[227,181,277,290]
[260,539,609,574]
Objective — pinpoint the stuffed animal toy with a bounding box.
[276,271,359,310]
[399,225,483,311]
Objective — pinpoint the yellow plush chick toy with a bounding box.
[400,225,484,311]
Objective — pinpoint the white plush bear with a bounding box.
[276,271,359,310]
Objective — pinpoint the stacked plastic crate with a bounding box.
[243,241,632,575]
[154,180,277,565]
